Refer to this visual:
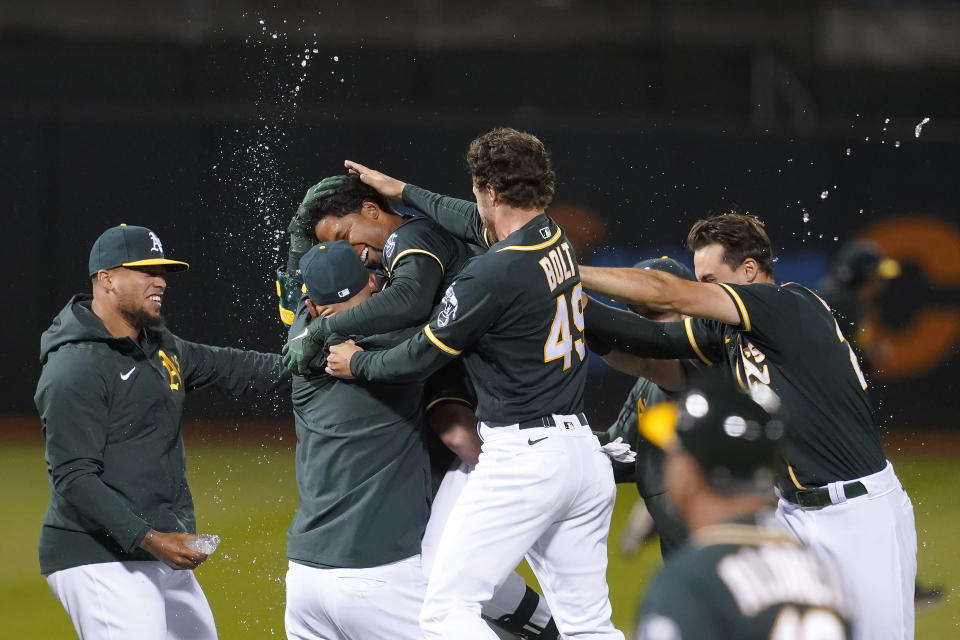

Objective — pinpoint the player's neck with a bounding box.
[493,206,544,240]
[683,493,772,532]
[91,296,139,340]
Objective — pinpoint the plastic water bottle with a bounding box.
[186,533,221,555]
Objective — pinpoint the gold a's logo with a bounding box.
[158,350,182,390]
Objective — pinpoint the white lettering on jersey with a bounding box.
[539,242,577,293]
[718,544,849,618]
[740,341,771,386]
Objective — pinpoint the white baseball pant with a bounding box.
[776,460,917,640]
[423,459,555,633]
[46,561,217,640]
[420,416,623,640]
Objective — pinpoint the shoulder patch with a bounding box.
[437,285,459,327]
[383,232,398,259]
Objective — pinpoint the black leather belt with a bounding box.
[486,413,589,430]
[791,481,867,508]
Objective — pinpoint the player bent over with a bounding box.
[636,373,853,639]
[36,225,289,640]
[327,128,622,639]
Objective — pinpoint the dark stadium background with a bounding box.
[2,1,958,635]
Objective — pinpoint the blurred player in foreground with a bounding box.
[327,128,622,638]
[636,372,853,639]
[582,214,916,640]
[36,225,289,640]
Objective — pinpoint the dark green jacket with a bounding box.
[35,294,288,575]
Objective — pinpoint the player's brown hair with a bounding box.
[466,128,556,211]
[686,214,776,276]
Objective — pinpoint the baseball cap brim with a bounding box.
[122,258,190,272]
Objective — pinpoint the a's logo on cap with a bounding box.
[539,227,551,239]
[337,288,350,298]
[148,231,164,254]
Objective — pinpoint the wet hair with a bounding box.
[297,174,396,228]
[466,128,556,210]
[686,213,775,276]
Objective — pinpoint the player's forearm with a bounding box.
[351,330,451,383]
[580,266,680,311]
[327,261,442,337]
[180,340,290,396]
[602,350,685,392]
[585,300,696,360]
[402,184,488,247]
[53,470,152,552]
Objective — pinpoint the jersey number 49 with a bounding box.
[544,284,586,370]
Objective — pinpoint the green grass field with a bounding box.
[3,435,958,638]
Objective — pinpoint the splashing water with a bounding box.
[915,117,931,138]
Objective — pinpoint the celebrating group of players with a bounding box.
[36,127,917,640]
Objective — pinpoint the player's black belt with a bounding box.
[791,481,868,508]
[517,413,589,430]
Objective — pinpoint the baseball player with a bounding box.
[284,240,435,639]
[326,128,622,639]
[35,225,289,640]
[595,257,697,559]
[580,214,917,640]
[278,177,559,637]
[635,372,853,639]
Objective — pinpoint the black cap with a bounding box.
[832,240,900,285]
[640,373,785,493]
[88,225,190,277]
[299,241,369,305]
[633,256,696,282]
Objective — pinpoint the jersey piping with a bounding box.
[683,317,714,365]
[495,227,562,252]
[423,325,461,356]
[717,282,752,331]
[387,248,445,276]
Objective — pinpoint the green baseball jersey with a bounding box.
[286,304,432,569]
[607,376,688,557]
[35,295,288,575]
[637,513,853,640]
[586,283,886,492]
[310,216,470,339]
[352,214,587,424]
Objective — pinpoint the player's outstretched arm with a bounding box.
[602,350,686,392]
[580,265,741,325]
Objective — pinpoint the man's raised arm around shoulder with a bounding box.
[580,265,741,325]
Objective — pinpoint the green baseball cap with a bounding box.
[88,225,190,277]
[633,256,696,281]
[299,241,369,305]
[640,372,785,493]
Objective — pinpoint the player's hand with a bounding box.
[343,160,406,199]
[326,340,363,379]
[600,437,637,464]
[286,214,316,255]
[282,322,326,375]
[296,175,348,218]
[139,530,208,571]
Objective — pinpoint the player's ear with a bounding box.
[740,258,760,283]
[366,272,380,294]
[360,200,380,220]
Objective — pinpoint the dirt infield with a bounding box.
[4,413,959,456]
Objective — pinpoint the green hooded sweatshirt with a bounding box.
[35,294,288,575]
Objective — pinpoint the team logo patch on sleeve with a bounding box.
[384,233,397,259]
[437,285,459,327]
